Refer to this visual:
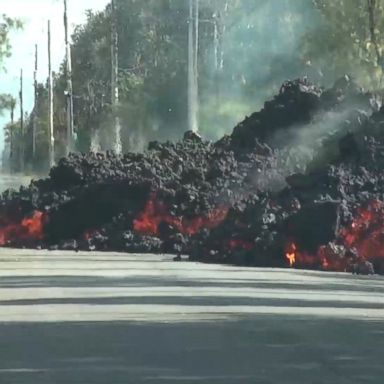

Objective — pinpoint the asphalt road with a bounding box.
[0,249,382,384]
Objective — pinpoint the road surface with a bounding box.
[0,249,382,383]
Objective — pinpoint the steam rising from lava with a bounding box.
[0,77,383,275]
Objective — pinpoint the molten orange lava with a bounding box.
[286,252,295,267]
[283,200,384,272]
[133,194,228,236]
[0,211,45,246]
[285,242,297,267]
[339,200,384,260]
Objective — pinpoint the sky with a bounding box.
[0,0,111,150]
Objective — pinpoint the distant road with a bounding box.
[0,174,32,193]
[0,249,382,383]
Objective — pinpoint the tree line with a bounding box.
[2,0,384,174]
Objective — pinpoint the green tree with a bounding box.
[0,94,16,115]
[52,0,316,150]
[302,0,384,88]
[0,14,22,115]
[1,14,22,172]
[58,0,215,151]
[0,14,22,69]
[42,0,384,159]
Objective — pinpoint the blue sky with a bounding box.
[0,0,110,151]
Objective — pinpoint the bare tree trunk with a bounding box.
[19,69,24,173]
[90,129,101,152]
[64,0,75,154]
[213,1,227,106]
[188,0,194,132]
[32,44,38,161]
[89,82,101,152]
[48,20,55,168]
[9,101,15,166]
[194,0,199,130]
[111,0,122,153]
[188,0,199,133]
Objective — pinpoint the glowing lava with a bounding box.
[283,200,384,272]
[339,200,384,259]
[133,193,228,236]
[285,242,297,267]
[0,211,45,246]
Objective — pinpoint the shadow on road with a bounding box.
[0,318,382,384]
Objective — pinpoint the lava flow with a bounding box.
[284,242,333,270]
[133,193,228,236]
[282,200,384,272]
[0,211,46,246]
[285,242,297,267]
[339,200,384,260]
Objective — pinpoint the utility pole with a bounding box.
[48,20,54,168]
[111,0,122,153]
[64,0,74,155]
[213,1,227,108]
[213,1,227,72]
[188,0,199,133]
[194,0,199,128]
[89,81,101,152]
[9,97,15,166]
[32,44,38,160]
[19,69,24,173]
[188,0,194,132]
